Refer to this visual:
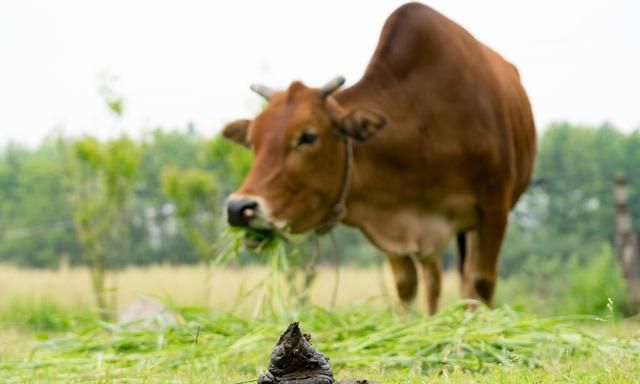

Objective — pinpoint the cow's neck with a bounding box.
[332,71,456,255]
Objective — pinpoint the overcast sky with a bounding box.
[1,0,639,147]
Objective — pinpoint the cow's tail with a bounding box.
[456,232,466,276]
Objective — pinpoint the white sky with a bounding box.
[1,0,639,147]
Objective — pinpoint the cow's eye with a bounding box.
[297,131,318,146]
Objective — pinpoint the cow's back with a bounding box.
[338,2,536,211]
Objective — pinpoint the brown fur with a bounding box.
[223,3,536,313]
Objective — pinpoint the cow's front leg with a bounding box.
[388,255,418,308]
[419,257,442,315]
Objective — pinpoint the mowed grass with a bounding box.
[1,304,639,383]
[1,264,639,383]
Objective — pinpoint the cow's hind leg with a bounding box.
[462,210,508,306]
[460,230,476,301]
[388,255,418,307]
[456,232,467,278]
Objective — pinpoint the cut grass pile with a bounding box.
[1,303,638,383]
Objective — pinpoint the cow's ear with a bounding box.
[338,109,386,142]
[222,119,251,148]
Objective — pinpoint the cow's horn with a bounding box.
[319,76,346,98]
[250,84,273,100]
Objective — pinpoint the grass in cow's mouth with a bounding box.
[215,227,312,316]
[242,227,280,250]
[215,227,284,265]
[216,226,291,258]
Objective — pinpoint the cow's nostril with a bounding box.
[227,199,259,227]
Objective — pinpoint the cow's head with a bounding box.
[222,77,385,234]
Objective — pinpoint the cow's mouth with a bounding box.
[242,227,278,250]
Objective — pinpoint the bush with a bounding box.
[496,244,627,316]
[0,298,95,332]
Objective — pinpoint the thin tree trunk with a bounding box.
[91,249,109,320]
[613,173,640,313]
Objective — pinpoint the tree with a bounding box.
[70,136,140,318]
[501,122,634,274]
[161,167,219,263]
[0,139,79,268]
[161,166,220,304]
[204,136,252,196]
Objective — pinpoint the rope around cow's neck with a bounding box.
[315,136,353,235]
[308,135,351,307]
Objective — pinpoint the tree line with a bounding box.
[1,121,639,277]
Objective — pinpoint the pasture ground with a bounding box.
[1,264,639,383]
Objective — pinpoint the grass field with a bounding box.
[0,263,461,312]
[1,264,639,383]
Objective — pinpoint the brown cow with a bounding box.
[222,2,536,314]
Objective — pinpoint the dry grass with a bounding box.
[0,328,34,358]
[0,263,461,313]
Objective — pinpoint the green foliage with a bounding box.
[0,298,93,332]
[0,139,79,268]
[73,137,102,168]
[213,228,312,314]
[139,129,204,203]
[497,244,627,316]
[564,247,626,315]
[161,167,219,262]
[162,167,217,218]
[98,72,125,117]
[204,135,252,195]
[69,135,141,316]
[70,135,141,261]
[501,122,640,277]
[0,128,218,268]
[2,120,640,315]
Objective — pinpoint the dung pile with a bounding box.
[258,322,375,384]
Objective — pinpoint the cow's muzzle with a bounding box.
[225,195,285,249]
[226,198,259,227]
